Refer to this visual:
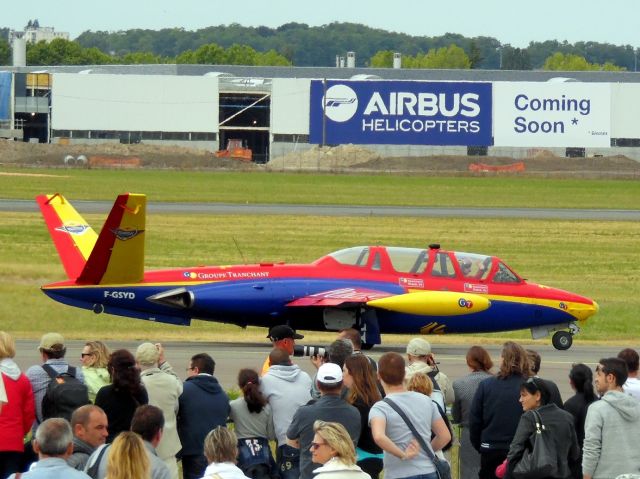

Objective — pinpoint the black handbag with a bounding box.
[512,410,558,479]
[383,398,452,479]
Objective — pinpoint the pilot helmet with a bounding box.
[460,258,472,272]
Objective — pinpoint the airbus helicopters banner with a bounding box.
[309,80,493,145]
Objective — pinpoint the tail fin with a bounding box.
[36,193,99,280]
[38,193,146,285]
[78,193,146,285]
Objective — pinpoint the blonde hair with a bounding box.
[106,432,150,479]
[85,341,110,368]
[313,420,356,465]
[203,426,237,464]
[407,372,433,396]
[0,331,16,359]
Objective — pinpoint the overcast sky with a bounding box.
[5,0,638,48]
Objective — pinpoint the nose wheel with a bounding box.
[552,330,573,350]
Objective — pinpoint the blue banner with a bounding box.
[0,72,11,121]
[310,80,492,146]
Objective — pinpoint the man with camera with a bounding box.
[261,325,304,376]
[405,338,454,410]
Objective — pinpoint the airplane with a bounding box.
[36,193,599,350]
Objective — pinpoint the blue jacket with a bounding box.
[469,375,525,451]
[177,374,229,456]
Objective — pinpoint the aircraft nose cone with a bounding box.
[570,299,599,321]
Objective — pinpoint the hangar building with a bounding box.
[1,64,640,162]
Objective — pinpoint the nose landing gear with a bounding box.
[552,331,572,350]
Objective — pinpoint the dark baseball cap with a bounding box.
[267,325,304,341]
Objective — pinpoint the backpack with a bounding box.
[41,364,90,421]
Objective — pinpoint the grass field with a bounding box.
[1,168,638,345]
[1,168,640,209]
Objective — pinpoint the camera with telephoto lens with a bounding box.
[293,345,327,358]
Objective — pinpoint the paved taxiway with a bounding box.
[14,340,623,401]
[2,199,640,220]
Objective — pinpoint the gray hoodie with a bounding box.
[260,364,312,446]
[583,390,640,478]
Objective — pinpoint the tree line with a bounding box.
[0,22,636,71]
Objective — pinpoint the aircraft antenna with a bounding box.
[232,237,247,264]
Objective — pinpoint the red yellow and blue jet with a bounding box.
[37,193,599,350]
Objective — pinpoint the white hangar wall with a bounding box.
[611,83,640,138]
[51,73,219,132]
[271,78,310,134]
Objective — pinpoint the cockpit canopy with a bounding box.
[325,246,522,284]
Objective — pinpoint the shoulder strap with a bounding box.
[41,364,58,379]
[87,444,110,479]
[67,366,76,377]
[383,397,436,461]
[531,409,544,432]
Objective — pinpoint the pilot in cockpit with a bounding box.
[459,258,473,277]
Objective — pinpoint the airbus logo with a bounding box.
[323,84,359,122]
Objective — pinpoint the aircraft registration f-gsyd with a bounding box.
[37,193,599,350]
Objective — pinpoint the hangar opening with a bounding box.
[16,112,48,143]
[218,92,270,163]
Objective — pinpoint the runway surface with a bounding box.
[14,339,622,401]
[2,199,640,220]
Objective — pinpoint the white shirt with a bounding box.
[623,376,640,400]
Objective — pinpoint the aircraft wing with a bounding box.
[287,287,394,307]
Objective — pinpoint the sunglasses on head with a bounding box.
[525,376,541,389]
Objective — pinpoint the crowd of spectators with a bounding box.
[1,328,640,479]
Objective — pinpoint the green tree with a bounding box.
[600,61,626,71]
[544,52,594,70]
[370,50,394,68]
[468,40,483,69]
[224,44,258,65]
[543,52,625,71]
[255,49,291,66]
[186,43,225,64]
[26,38,113,65]
[175,50,196,64]
[501,46,531,70]
[0,39,10,65]
[121,51,164,64]
[419,44,470,69]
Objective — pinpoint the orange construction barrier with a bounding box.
[88,156,142,168]
[468,161,526,172]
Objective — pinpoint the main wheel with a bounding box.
[552,331,573,350]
